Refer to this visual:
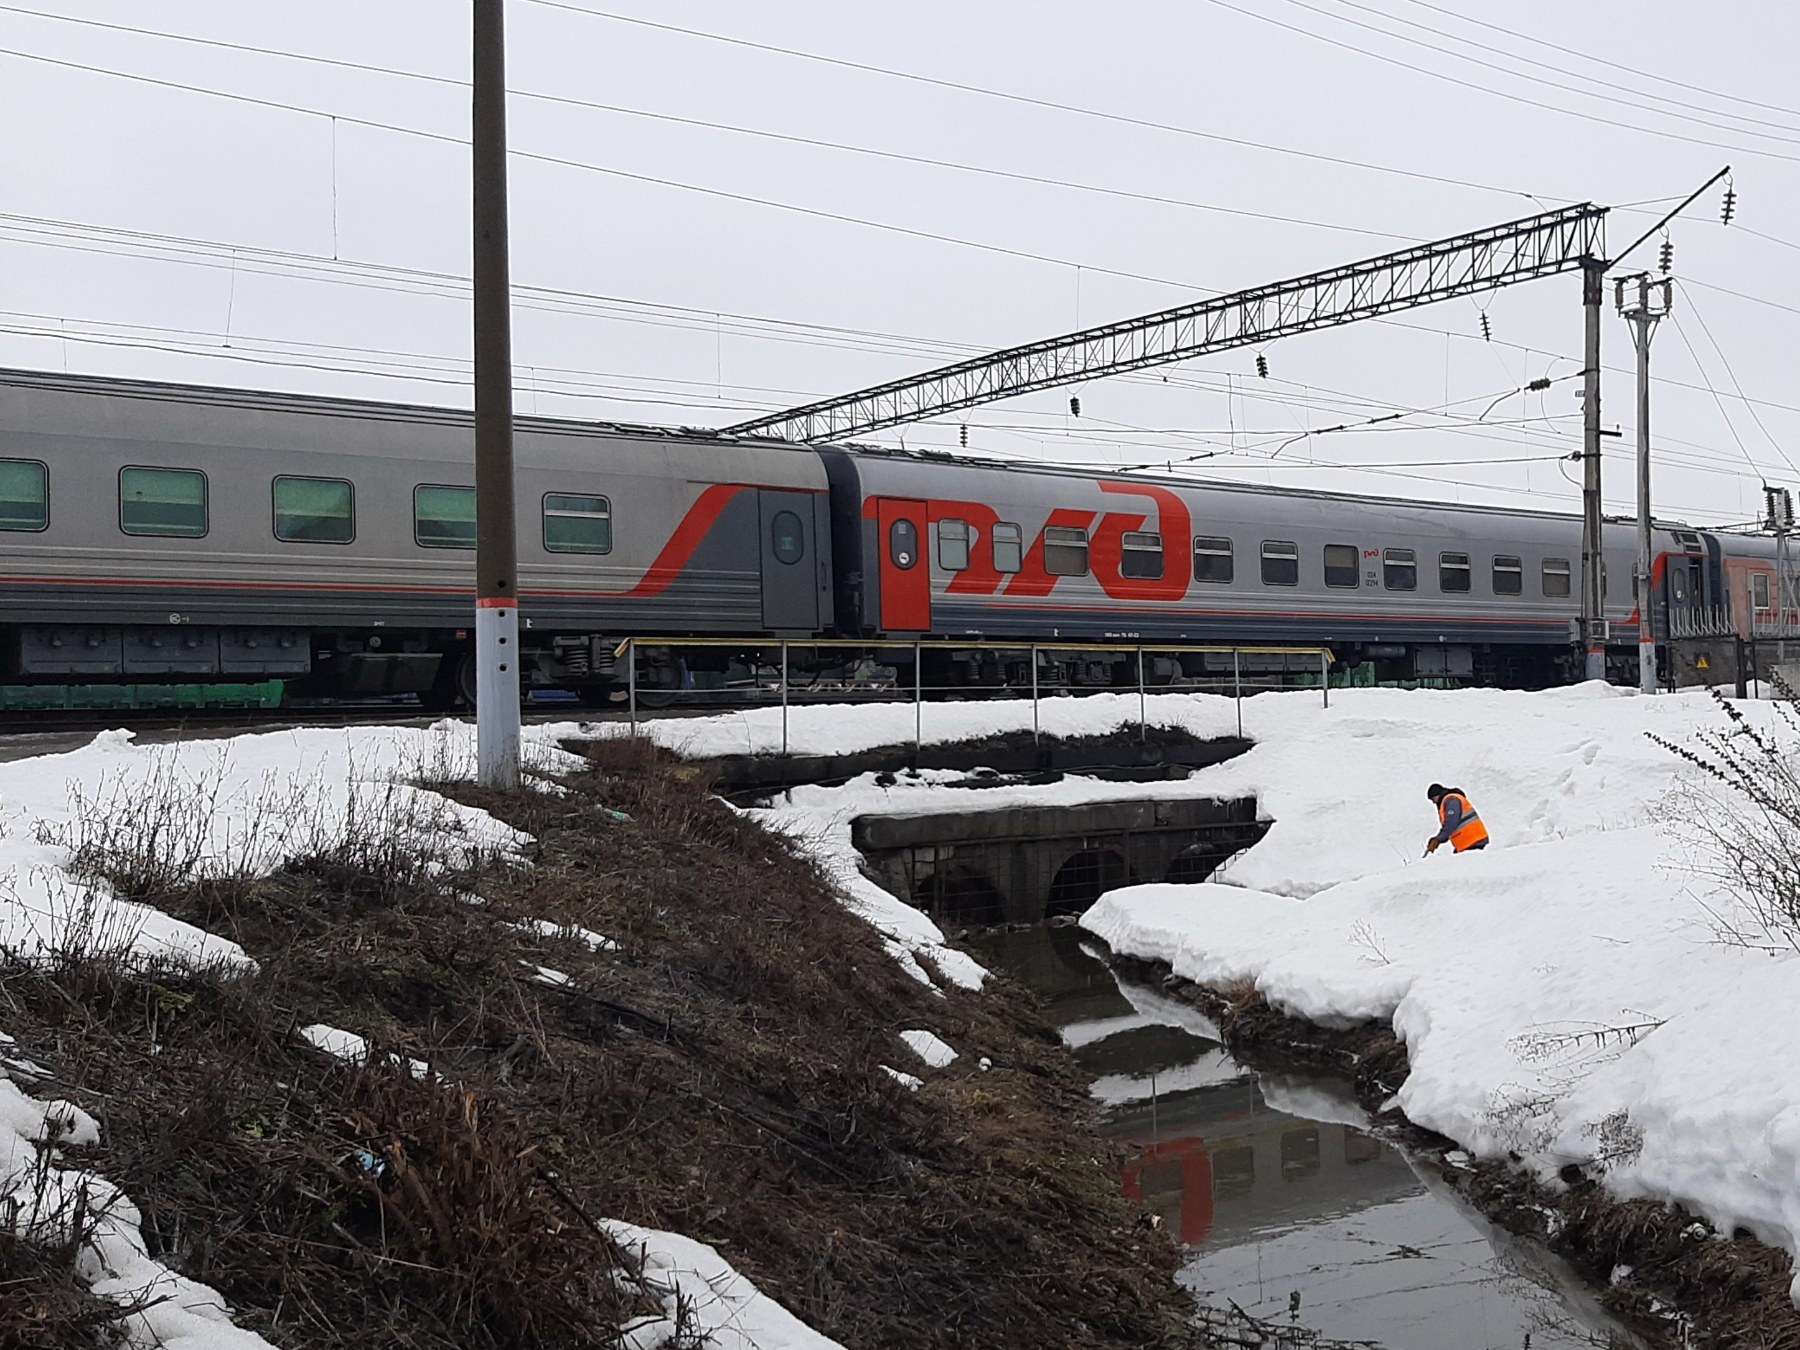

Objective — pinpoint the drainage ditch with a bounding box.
[968,924,1644,1349]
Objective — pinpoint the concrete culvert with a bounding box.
[912,864,1007,925]
[1046,848,1133,917]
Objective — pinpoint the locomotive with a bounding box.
[0,367,1776,708]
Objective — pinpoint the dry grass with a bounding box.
[1,735,1207,1349]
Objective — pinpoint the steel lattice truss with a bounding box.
[721,203,1607,444]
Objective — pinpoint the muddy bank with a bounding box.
[1101,950,1800,1350]
[0,739,1216,1349]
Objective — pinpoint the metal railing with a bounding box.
[1668,606,1736,640]
[1751,609,1800,640]
[615,637,1333,756]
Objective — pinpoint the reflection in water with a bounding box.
[968,925,1640,1350]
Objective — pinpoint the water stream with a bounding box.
[969,924,1643,1350]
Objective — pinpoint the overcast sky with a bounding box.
[5,1,1800,526]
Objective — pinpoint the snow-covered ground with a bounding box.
[0,720,854,1347]
[1066,684,1800,1305]
[635,685,1800,1305]
[10,682,1794,1339]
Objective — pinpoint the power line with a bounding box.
[1384,0,1800,125]
[1297,0,1800,144]
[1208,0,1800,165]
[0,4,1412,244]
[520,0,1547,202]
[1674,281,1800,477]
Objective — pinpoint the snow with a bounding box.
[0,716,866,1347]
[0,720,583,1347]
[587,689,1242,762]
[880,1065,924,1092]
[0,721,584,967]
[1069,683,1800,1303]
[509,917,619,951]
[742,792,988,993]
[899,1028,957,1068]
[608,1220,849,1350]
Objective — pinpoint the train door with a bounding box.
[759,489,819,631]
[1665,553,1704,634]
[875,497,931,632]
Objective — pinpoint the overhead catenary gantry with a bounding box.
[720,204,1607,444]
[723,202,1611,671]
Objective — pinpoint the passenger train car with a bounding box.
[0,368,1778,705]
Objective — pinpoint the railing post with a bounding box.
[1137,646,1147,742]
[914,638,923,758]
[1320,649,1330,709]
[1233,648,1243,739]
[1030,644,1040,746]
[780,641,790,757]
[627,637,637,737]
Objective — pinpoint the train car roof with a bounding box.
[818,439,1726,535]
[1,366,1763,541]
[0,366,814,453]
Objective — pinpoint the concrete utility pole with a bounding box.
[1579,258,1607,683]
[1616,273,1672,695]
[473,0,521,789]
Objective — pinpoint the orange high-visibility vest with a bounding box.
[1438,792,1490,852]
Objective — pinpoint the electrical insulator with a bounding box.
[1722,185,1737,226]
[959,423,968,448]
[1526,376,1552,392]
[1787,490,1795,529]
[1069,395,1081,417]
[1255,353,1269,378]
[1479,312,1492,342]
[1659,238,1674,274]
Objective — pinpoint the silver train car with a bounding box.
[0,368,1779,706]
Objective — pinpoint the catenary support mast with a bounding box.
[1616,273,1672,695]
[723,205,1607,444]
[1580,259,1607,684]
[473,0,521,789]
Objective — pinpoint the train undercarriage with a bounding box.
[0,618,1644,714]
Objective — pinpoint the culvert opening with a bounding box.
[911,866,1007,926]
[1046,849,1134,917]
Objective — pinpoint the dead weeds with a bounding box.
[0,735,1207,1349]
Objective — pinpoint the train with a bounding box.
[0,366,1779,709]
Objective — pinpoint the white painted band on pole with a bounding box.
[476,600,522,790]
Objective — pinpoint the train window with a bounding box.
[273,476,354,545]
[1543,557,1572,597]
[1383,548,1417,591]
[1121,530,1164,580]
[889,518,918,570]
[1439,551,1472,593]
[937,518,971,572]
[414,484,476,549]
[119,466,207,538]
[1260,540,1299,586]
[1045,525,1089,577]
[0,459,47,531]
[1193,536,1234,583]
[1493,555,1523,595]
[1752,571,1772,610]
[770,509,804,565]
[1323,544,1358,588]
[543,492,612,554]
[992,522,1023,573]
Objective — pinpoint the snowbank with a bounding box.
[1075,684,1800,1302]
[608,1221,849,1349]
[0,718,902,1347]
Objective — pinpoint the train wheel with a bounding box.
[633,655,688,709]
[422,651,479,712]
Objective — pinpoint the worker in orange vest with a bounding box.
[1425,784,1489,855]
